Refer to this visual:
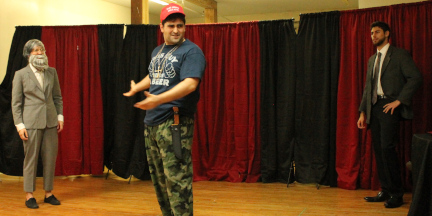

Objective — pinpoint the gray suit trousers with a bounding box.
[23,127,58,192]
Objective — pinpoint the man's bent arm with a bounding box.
[134,77,200,110]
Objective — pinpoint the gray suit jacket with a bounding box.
[11,65,63,129]
[359,45,423,124]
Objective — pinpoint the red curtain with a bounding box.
[41,26,104,176]
[157,22,261,182]
[391,2,432,192]
[337,2,432,190]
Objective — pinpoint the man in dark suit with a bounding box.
[357,21,422,208]
[11,39,64,209]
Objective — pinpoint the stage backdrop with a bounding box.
[259,19,297,183]
[1,1,431,191]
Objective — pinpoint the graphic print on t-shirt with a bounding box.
[149,52,179,86]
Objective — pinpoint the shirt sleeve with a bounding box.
[58,114,64,122]
[15,123,25,132]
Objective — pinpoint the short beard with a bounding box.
[373,37,386,47]
[29,54,49,71]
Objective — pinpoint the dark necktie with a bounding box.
[372,52,382,105]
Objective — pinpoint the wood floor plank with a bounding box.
[0,172,411,215]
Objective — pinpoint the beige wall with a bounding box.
[359,0,425,9]
[149,13,160,25]
[0,0,130,84]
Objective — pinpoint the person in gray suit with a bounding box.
[357,21,422,208]
[11,39,64,209]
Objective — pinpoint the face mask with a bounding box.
[29,54,49,71]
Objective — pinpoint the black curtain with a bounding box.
[0,26,42,176]
[97,24,124,171]
[109,25,158,180]
[259,20,297,183]
[294,12,339,186]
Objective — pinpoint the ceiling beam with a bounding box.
[204,8,217,23]
[186,0,217,23]
[131,0,149,24]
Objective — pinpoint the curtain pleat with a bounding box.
[109,25,158,180]
[187,22,261,182]
[0,26,42,176]
[295,11,340,186]
[390,2,432,192]
[337,6,391,190]
[258,20,297,183]
[97,24,124,171]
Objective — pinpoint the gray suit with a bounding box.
[11,65,63,192]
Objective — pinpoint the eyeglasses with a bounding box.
[31,48,46,53]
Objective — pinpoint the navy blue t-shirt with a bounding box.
[144,39,206,126]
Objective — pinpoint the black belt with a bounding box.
[377,95,387,99]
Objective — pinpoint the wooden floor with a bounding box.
[0,172,411,216]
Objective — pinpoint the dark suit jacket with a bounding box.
[11,65,63,129]
[359,45,422,124]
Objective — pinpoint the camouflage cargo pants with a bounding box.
[144,116,194,216]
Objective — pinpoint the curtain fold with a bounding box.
[187,22,261,182]
[295,11,340,186]
[109,25,158,180]
[41,25,104,175]
[97,24,124,171]
[390,2,432,192]
[0,26,42,176]
[337,6,391,190]
[258,20,297,183]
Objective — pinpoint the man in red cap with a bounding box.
[124,3,206,216]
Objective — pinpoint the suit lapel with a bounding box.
[26,65,44,92]
[380,45,392,77]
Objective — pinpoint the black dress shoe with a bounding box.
[364,191,390,202]
[25,198,39,209]
[384,196,403,208]
[44,195,61,205]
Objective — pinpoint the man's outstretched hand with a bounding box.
[123,80,138,97]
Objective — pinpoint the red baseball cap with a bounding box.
[160,3,185,23]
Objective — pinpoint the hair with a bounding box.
[370,21,391,39]
[23,39,46,60]
[162,13,186,26]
